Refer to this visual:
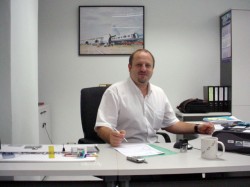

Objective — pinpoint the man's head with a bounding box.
[128,49,155,87]
[129,49,155,68]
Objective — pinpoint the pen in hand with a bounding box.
[113,128,128,142]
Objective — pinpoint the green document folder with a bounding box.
[146,144,177,157]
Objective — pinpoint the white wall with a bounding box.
[231,10,250,122]
[11,0,39,144]
[0,0,39,144]
[0,0,11,143]
[38,0,250,144]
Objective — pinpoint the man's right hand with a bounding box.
[109,129,126,147]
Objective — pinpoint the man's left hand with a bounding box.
[198,123,215,134]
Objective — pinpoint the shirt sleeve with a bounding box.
[161,93,179,128]
[94,88,119,131]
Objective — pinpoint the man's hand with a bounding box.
[110,129,126,147]
[198,122,215,134]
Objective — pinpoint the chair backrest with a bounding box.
[80,87,108,143]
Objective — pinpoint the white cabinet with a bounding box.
[39,105,52,144]
[220,9,250,122]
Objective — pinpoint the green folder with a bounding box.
[145,144,177,157]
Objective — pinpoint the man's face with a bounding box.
[128,51,154,87]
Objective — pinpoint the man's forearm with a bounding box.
[164,121,214,135]
[164,121,196,134]
[95,126,112,143]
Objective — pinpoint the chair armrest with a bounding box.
[156,132,171,143]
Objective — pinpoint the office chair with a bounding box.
[156,132,171,143]
[78,86,171,144]
[78,86,108,144]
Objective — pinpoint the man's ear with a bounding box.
[128,64,132,72]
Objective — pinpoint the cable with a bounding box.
[43,124,53,144]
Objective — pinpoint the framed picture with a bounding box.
[79,6,144,55]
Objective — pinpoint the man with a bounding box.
[95,49,214,147]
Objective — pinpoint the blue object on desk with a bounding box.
[2,152,15,159]
[237,122,250,127]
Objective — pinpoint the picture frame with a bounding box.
[79,6,144,55]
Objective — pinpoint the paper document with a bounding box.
[114,144,164,157]
[214,124,224,130]
[203,116,241,125]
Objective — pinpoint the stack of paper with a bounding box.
[203,116,241,125]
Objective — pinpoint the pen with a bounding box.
[94,145,100,152]
[113,128,128,142]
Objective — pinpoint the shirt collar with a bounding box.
[128,77,152,96]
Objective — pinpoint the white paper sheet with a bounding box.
[114,144,164,157]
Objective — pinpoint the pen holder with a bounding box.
[180,139,188,153]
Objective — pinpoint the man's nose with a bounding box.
[140,64,146,71]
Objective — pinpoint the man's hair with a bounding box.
[129,49,155,68]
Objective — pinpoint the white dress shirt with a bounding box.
[95,77,179,143]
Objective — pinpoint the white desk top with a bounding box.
[0,144,117,176]
[1,139,250,177]
[116,136,250,176]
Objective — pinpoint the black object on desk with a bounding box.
[174,139,193,150]
[177,98,210,113]
[213,128,250,154]
[2,152,15,159]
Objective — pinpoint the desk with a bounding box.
[0,144,118,187]
[116,137,250,187]
[1,140,250,187]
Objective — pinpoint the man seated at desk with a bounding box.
[95,49,214,147]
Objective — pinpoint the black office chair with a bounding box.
[78,86,171,144]
[78,87,108,144]
[156,132,171,143]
